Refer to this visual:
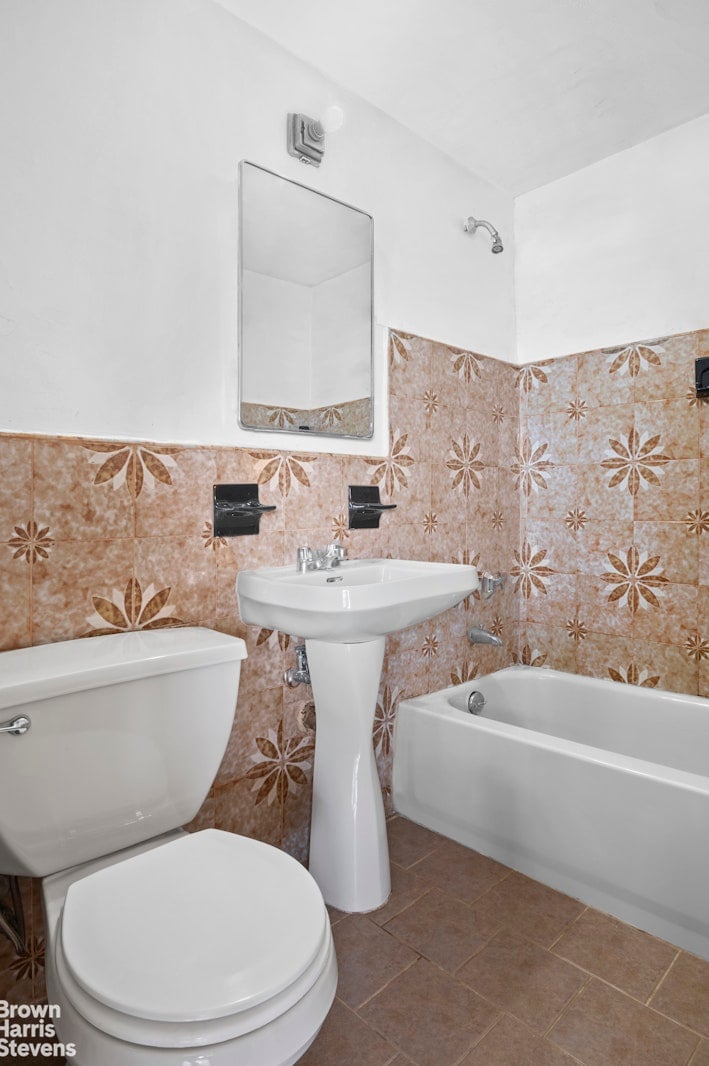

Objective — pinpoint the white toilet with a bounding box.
[0,627,337,1065]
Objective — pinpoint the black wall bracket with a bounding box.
[213,483,276,537]
[695,356,709,398]
[348,485,397,529]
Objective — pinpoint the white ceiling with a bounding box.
[215,0,709,194]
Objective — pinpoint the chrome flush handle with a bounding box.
[0,715,31,736]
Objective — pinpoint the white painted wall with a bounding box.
[515,113,709,364]
[0,0,514,454]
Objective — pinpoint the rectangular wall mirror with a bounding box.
[239,161,374,439]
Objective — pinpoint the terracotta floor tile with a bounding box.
[327,905,347,926]
[410,838,509,904]
[300,997,398,1065]
[359,957,499,1066]
[650,951,709,1038]
[383,887,499,972]
[332,915,418,1009]
[690,1040,709,1065]
[553,908,678,1001]
[459,1012,578,1065]
[471,871,585,947]
[368,862,430,927]
[550,978,699,1065]
[457,930,588,1033]
[386,817,444,869]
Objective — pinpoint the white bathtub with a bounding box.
[393,666,709,959]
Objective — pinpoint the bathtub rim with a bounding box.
[397,667,709,797]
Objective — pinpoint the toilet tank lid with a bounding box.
[0,627,247,711]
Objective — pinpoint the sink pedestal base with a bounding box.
[306,638,390,913]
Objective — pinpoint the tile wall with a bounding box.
[518,328,709,695]
[0,328,520,1005]
[2,323,708,1005]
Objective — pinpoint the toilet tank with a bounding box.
[0,627,247,877]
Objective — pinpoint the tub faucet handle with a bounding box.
[480,572,505,600]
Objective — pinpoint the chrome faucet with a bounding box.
[468,625,503,647]
[284,645,311,688]
[296,542,347,572]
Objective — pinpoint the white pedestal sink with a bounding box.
[237,558,478,912]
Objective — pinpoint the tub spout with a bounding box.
[468,625,503,647]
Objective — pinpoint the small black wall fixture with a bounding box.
[695,356,709,398]
[213,484,276,537]
[348,485,397,530]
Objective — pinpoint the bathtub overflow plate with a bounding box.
[467,691,485,715]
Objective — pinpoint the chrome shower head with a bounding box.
[464,215,504,254]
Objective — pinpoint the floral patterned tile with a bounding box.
[577,347,635,409]
[524,408,577,466]
[386,521,432,562]
[524,519,577,575]
[574,516,634,557]
[633,330,698,403]
[523,355,578,415]
[213,776,281,846]
[389,329,430,401]
[522,623,576,673]
[522,464,576,523]
[633,460,698,524]
[524,573,577,629]
[214,682,285,793]
[32,538,135,645]
[630,640,698,695]
[575,632,635,685]
[0,436,33,522]
[577,462,634,524]
[632,522,698,589]
[390,392,430,463]
[134,446,217,538]
[430,341,483,410]
[34,438,135,541]
[575,572,640,638]
[0,549,31,649]
[133,536,217,630]
[281,454,343,532]
[631,582,697,649]
[634,399,700,461]
[577,403,636,466]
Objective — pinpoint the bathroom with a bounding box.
[1,0,709,1062]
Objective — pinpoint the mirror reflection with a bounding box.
[239,161,373,439]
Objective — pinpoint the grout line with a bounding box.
[547,905,589,951]
[353,950,420,1012]
[28,438,36,647]
[449,1009,503,1066]
[688,1036,708,1066]
[542,973,592,1038]
[379,884,434,929]
[646,948,682,1007]
[451,928,501,976]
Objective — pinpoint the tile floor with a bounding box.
[302,816,709,1066]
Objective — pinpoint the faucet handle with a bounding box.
[296,546,313,572]
[327,541,347,561]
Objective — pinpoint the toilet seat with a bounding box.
[56,830,333,1049]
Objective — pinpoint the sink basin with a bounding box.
[236,558,479,642]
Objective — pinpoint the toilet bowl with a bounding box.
[0,628,337,1064]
